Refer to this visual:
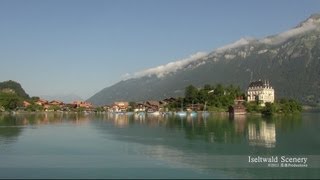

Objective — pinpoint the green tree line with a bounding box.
[167,84,244,111]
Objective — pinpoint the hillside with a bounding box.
[0,80,30,99]
[88,14,320,106]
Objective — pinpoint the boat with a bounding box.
[189,111,197,117]
[126,112,134,116]
[136,111,146,116]
[177,101,187,116]
[188,100,198,117]
[146,109,160,116]
[202,101,210,117]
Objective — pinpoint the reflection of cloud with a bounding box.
[248,121,276,148]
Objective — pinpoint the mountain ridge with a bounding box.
[88,14,320,105]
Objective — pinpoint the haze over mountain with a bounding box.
[40,94,83,103]
[88,14,320,106]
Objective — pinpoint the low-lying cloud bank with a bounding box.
[122,15,320,80]
[123,52,208,79]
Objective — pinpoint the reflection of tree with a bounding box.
[164,114,242,143]
[271,115,302,132]
[0,112,96,146]
[246,114,302,133]
[0,114,24,145]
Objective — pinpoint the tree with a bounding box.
[185,85,198,104]
[278,98,302,113]
[128,101,136,112]
[48,105,61,111]
[0,92,23,110]
[25,104,43,112]
[262,102,276,116]
[0,80,30,99]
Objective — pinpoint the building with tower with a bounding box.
[247,80,275,106]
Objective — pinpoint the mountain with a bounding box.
[88,14,320,106]
[0,80,30,99]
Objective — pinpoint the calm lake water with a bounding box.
[0,112,319,179]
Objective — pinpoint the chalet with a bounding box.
[163,97,177,103]
[134,102,146,112]
[35,99,48,106]
[229,97,246,115]
[112,101,129,112]
[186,103,203,111]
[103,105,111,112]
[247,80,274,106]
[23,101,31,107]
[49,100,64,106]
[73,101,93,109]
[145,100,161,112]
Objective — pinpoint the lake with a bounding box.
[0,112,319,179]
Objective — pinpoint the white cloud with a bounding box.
[214,37,255,53]
[129,52,208,79]
[122,16,320,80]
[260,17,320,45]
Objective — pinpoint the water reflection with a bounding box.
[248,121,276,148]
[0,112,303,148]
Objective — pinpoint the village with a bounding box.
[16,80,292,116]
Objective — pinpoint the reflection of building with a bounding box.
[113,114,129,128]
[232,115,246,133]
[247,80,274,106]
[248,121,276,148]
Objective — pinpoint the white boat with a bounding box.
[147,109,160,116]
[202,101,210,117]
[177,111,187,116]
[189,111,198,117]
[126,112,134,115]
[136,111,146,116]
[177,101,187,117]
[188,101,198,117]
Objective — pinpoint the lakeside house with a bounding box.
[134,102,146,112]
[49,100,64,106]
[23,101,31,107]
[72,101,93,109]
[112,102,129,112]
[163,97,176,103]
[35,99,49,106]
[186,103,203,112]
[247,80,274,106]
[229,97,246,115]
[144,100,161,112]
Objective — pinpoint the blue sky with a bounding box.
[1,0,320,100]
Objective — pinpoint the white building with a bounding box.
[247,80,274,106]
